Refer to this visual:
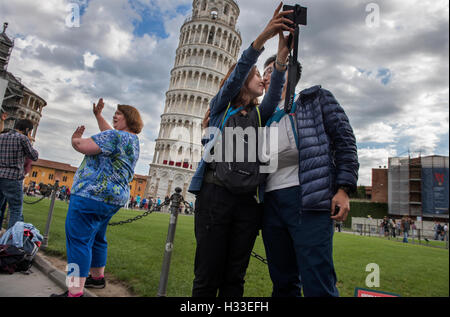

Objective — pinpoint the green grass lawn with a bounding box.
[19,198,449,297]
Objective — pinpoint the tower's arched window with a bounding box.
[208,31,214,44]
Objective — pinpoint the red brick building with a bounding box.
[371,167,388,203]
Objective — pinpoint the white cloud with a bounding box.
[83,51,99,68]
[357,147,397,185]
[356,122,396,143]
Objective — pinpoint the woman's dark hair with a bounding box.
[14,119,34,134]
[117,105,144,134]
[219,63,260,109]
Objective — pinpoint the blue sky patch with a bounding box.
[436,132,450,155]
[176,4,191,16]
[128,1,190,39]
[377,67,392,85]
[132,13,169,38]
[69,0,90,17]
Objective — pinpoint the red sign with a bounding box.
[435,173,444,185]
[354,288,400,297]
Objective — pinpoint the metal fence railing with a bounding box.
[338,223,449,249]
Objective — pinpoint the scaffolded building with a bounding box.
[388,155,449,218]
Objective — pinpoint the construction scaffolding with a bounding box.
[388,157,410,215]
[388,155,449,218]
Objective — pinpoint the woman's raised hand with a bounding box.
[72,126,85,140]
[93,98,104,117]
[202,108,211,130]
[275,30,293,70]
[253,2,295,51]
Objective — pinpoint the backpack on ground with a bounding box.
[0,244,30,274]
[0,222,42,273]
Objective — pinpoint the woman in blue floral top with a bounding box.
[52,99,143,297]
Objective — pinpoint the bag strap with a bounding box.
[219,103,232,130]
[288,114,299,149]
[220,103,244,131]
[255,106,262,127]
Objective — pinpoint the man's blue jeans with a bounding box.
[262,185,339,297]
[0,178,24,229]
[403,231,408,243]
[0,197,7,229]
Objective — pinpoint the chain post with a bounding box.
[157,187,183,297]
[42,180,59,249]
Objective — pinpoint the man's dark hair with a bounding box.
[264,54,277,69]
[264,55,303,87]
[14,119,34,134]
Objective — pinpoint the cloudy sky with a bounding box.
[1,0,448,185]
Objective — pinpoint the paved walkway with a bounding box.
[0,252,96,297]
[0,266,64,297]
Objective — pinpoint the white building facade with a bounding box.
[145,0,242,203]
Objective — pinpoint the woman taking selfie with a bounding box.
[189,3,294,297]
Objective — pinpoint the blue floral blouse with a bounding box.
[71,129,140,206]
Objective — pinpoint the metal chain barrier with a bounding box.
[108,197,194,227]
[251,251,268,265]
[108,200,170,226]
[23,195,47,205]
[23,183,58,205]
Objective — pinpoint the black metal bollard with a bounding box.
[42,180,59,249]
[157,187,183,297]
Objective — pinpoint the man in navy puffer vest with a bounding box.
[262,55,359,297]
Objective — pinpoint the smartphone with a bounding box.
[282,4,308,27]
[332,205,340,216]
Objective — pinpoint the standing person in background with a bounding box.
[51,98,143,297]
[433,222,441,240]
[142,197,147,209]
[66,187,71,202]
[136,194,141,209]
[147,197,153,211]
[0,119,39,229]
[390,219,396,238]
[383,217,390,237]
[411,219,416,240]
[443,223,448,242]
[402,217,410,243]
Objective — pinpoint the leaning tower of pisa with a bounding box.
[145,0,242,203]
